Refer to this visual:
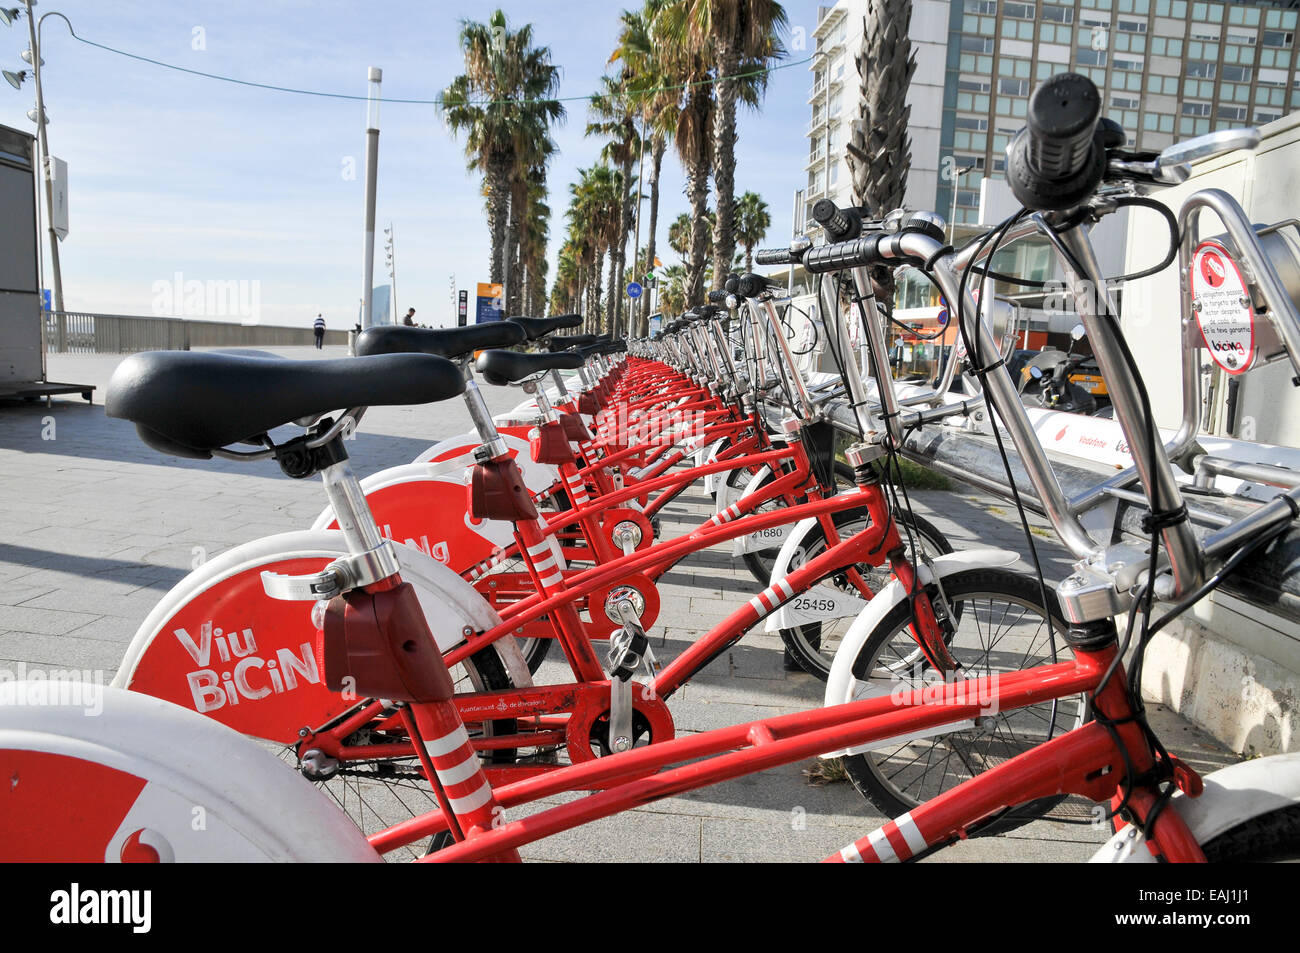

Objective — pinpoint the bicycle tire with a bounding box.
[1201,803,1300,862]
[840,567,1085,833]
[738,460,858,586]
[777,510,954,680]
[281,643,517,863]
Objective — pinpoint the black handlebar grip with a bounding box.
[1025,73,1101,179]
[707,289,730,304]
[553,313,582,329]
[737,273,773,298]
[724,274,740,294]
[1006,73,1106,211]
[802,236,886,275]
[812,198,862,242]
[755,247,794,266]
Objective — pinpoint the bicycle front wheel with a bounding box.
[777,509,953,680]
[840,567,1085,830]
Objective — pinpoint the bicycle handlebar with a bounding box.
[755,247,795,266]
[707,289,730,304]
[1006,72,1107,211]
[812,198,861,242]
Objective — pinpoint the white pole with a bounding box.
[361,67,381,329]
[27,2,62,314]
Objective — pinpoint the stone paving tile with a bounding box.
[0,350,1243,863]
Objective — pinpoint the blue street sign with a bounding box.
[41,289,51,311]
[626,282,643,299]
[936,308,949,326]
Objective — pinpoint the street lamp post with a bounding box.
[3,2,70,314]
[361,67,381,330]
[948,164,976,243]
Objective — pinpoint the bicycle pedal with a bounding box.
[605,622,649,681]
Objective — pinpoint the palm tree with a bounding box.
[441,10,564,290]
[659,263,689,316]
[668,210,713,261]
[670,0,787,290]
[588,75,640,337]
[734,191,771,272]
[845,0,916,307]
[646,4,715,308]
[567,164,624,333]
[611,1,679,336]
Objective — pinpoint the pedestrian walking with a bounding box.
[313,314,326,349]
[403,307,416,327]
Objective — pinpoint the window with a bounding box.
[1226,32,1257,46]
[958,78,992,92]
[1186,60,1216,78]
[955,115,989,130]
[961,36,994,53]
[1181,101,1212,116]
[964,0,997,13]
[1118,19,1148,33]
[1263,31,1293,48]
[1042,4,1074,22]
[1216,104,1247,120]
[1077,47,1108,66]
[999,78,1030,95]
[955,190,980,209]
[1255,109,1281,123]
[1004,2,1036,19]
[1111,95,1140,108]
[1114,56,1144,70]
[1221,65,1252,82]
[953,154,986,170]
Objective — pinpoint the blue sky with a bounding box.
[0,0,822,328]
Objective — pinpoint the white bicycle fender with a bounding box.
[1089,752,1300,862]
[819,548,1020,758]
[115,531,532,693]
[731,466,791,555]
[700,438,730,496]
[0,682,382,862]
[764,516,824,631]
[715,463,771,526]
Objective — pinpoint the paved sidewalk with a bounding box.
[0,350,1238,862]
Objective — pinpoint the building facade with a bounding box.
[805,0,1300,229]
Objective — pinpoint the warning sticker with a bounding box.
[1192,241,1256,375]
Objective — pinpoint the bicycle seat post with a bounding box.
[462,366,509,460]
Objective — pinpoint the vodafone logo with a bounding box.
[1055,426,1068,442]
[1200,251,1226,288]
[120,828,173,863]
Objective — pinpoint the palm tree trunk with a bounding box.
[605,243,619,336]
[745,244,754,274]
[486,155,510,284]
[685,159,710,307]
[640,137,665,336]
[710,42,740,292]
[612,156,635,338]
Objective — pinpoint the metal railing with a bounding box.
[44,312,349,354]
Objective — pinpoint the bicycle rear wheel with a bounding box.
[840,567,1085,833]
